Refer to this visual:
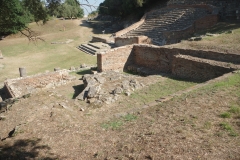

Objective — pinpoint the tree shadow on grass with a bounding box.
[0,138,59,160]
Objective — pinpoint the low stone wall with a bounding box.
[97,45,134,72]
[92,36,108,43]
[4,70,76,98]
[172,55,235,81]
[115,36,151,47]
[97,44,240,81]
[173,48,240,64]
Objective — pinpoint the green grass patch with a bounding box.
[220,112,231,118]
[129,78,197,104]
[101,114,138,130]
[123,114,138,122]
[101,121,123,130]
[229,105,240,114]
[220,122,238,137]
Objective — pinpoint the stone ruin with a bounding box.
[3,70,76,99]
[76,71,145,105]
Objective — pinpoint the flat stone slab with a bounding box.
[4,70,76,98]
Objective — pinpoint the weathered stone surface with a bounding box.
[112,87,123,95]
[122,80,130,90]
[94,76,105,84]
[77,71,145,105]
[4,70,76,98]
[87,85,101,98]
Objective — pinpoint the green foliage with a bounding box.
[0,0,28,35]
[123,114,138,121]
[53,0,84,18]
[229,105,240,114]
[220,112,231,118]
[101,121,123,130]
[99,0,168,18]
[220,122,238,137]
[22,0,48,24]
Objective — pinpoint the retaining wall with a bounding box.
[115,36,151,47]
[97,44,240,81]
[97,45,134,72]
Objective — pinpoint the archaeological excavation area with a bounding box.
[0,0,240,159]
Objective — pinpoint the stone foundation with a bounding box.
[4,70,76,98]
[97,44,240,81]
[115,36,151,47]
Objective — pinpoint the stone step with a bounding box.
[81,44,98,52]
[78,45,96,56]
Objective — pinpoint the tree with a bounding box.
[22,0,48,24]
[0,0,88,40]
[46,0,62,16]
[56,0,84,19]
[0,0,28,35]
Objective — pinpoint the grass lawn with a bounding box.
[0,19,97,83]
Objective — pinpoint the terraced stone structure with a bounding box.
[115,0,240,46]
[168,0,240,20]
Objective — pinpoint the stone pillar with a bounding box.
[19,67,27,77]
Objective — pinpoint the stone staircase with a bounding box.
[78,42,112,56]
[122,7,208,45]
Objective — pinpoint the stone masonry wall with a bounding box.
[4,70,76,98]
[172,55,235,81]
[92,36,108,43]
[133,45,176,73]
[97,44,240,81]
[115,36,151,47]
[97,45,134,72]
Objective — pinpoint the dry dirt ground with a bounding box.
[0,71,239,160]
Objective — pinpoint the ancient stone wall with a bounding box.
[97,45,134,72]
[172,55,235,81]
[133,45,175,73]
[97,44,240,81]
[4,70,76,98]
[115,36,151,47]
[92,36,108,43]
